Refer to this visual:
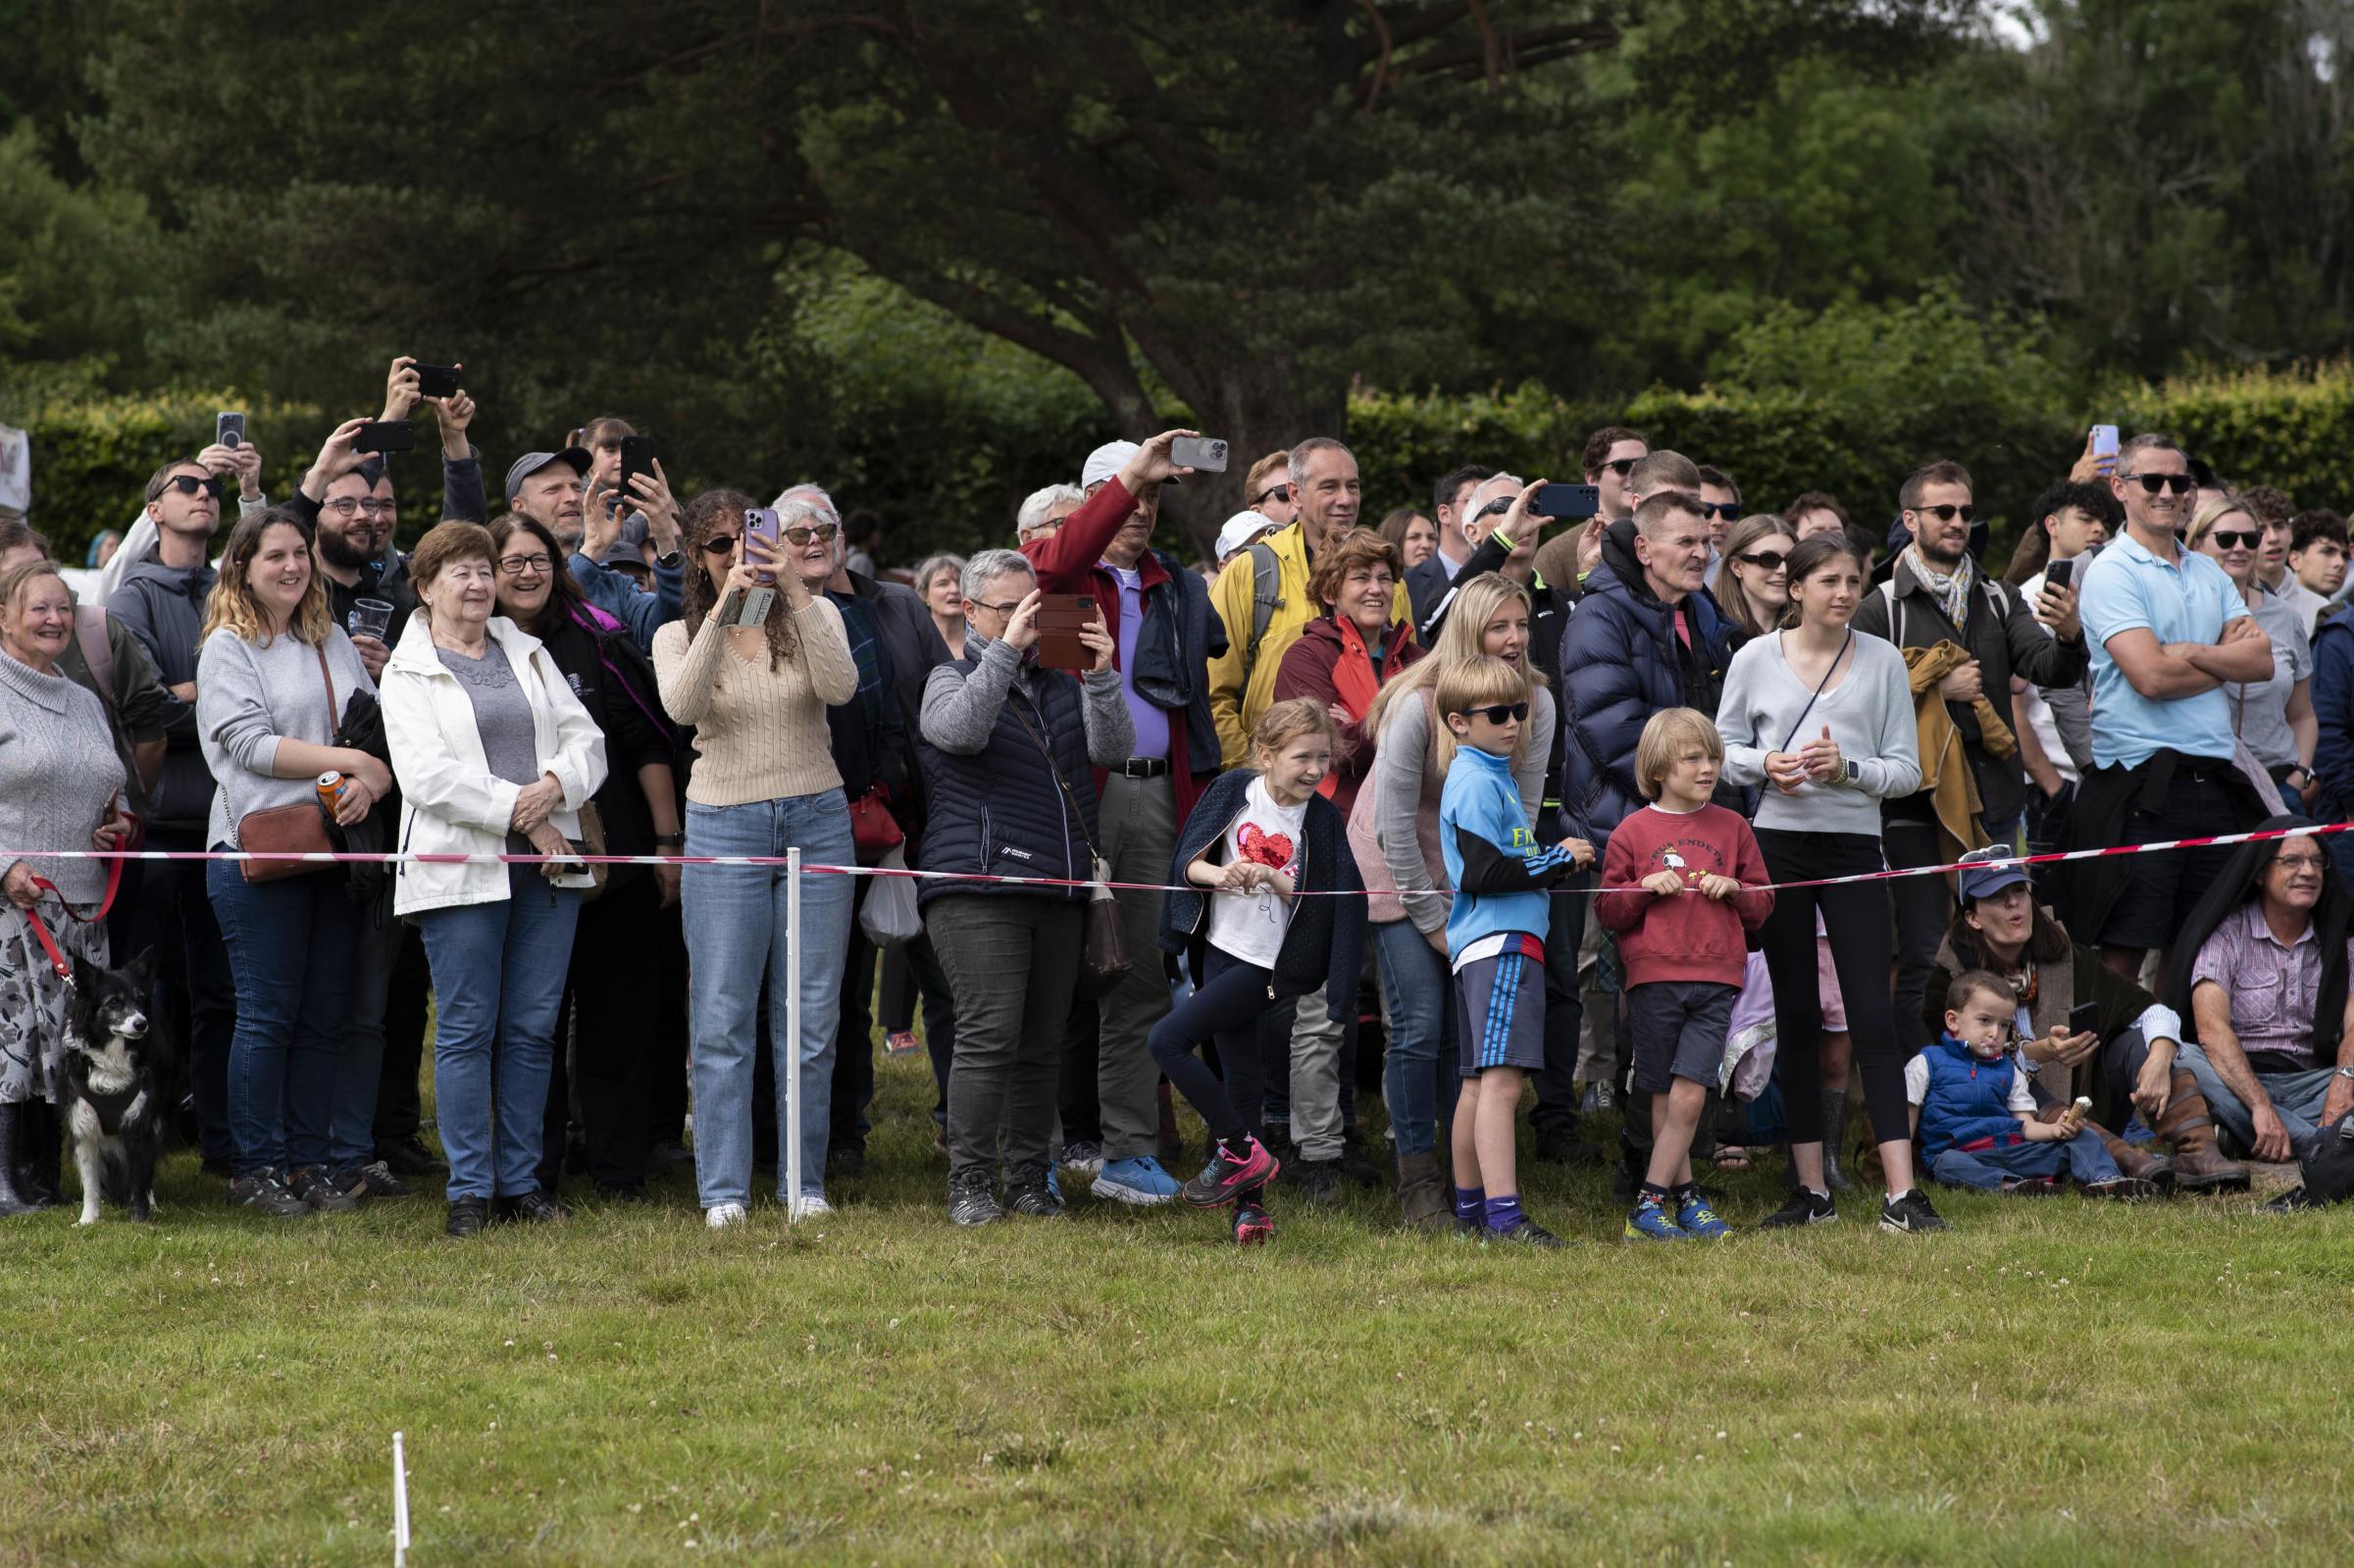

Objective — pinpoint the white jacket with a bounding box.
[382,610,609,917]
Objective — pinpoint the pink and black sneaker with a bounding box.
[1182,1135,1279,1208]
[1233,1197,1275,1245]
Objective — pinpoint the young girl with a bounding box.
[1438,656,1593,1248]
[1151,700,1367,1244]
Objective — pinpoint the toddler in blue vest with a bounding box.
[1908,971,2148,1198]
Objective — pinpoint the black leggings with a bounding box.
[1753,829,1909,1148]
[1148,946,1280,1145]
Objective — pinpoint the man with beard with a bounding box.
[1852,460,2089,1069]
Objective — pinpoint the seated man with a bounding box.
[2172,828,2354,1164]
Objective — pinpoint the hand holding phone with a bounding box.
[1169,435,1228,474]
[413,363,462,399]
[1035,592,1099,671]
[2044,558,2074,592]
[215,411,246,450]
[1532,481,1601,521]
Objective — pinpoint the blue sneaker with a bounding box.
[1675,1191,1733,1239]
[1094,1155,1181,1206]
[1622,1192,1687,1242]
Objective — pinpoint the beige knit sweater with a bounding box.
[652,596,859,806]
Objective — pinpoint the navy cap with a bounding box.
[1956,845,2029,905]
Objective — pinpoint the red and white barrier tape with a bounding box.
[7,817,2349,897]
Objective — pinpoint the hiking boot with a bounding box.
[1675,1190,1733,1239]
[2156,1070,2252,1192]
[1002,1178,1065,1219]
[1623,1191,1688,1242]
[1094,1155,1180,1205]
[1287,1157,1344,1202]
[496,1189,572,1224]
[335,1160,415,1200]
[287,1165,361,1214]
[947,1169,1002,1227]
[1879,1189,1951,1234]
[1338,1130,1386,1187]
[1482,1217,1568,1248]
[1395,1151,1451,1233]
[377,1135,448,1177]
[1759,1188,1837,1229]
[1182,1135,1278,1208]
[229,1170,312,1219]
[1057,1140,1105,1179]
[2084,1176,2162,1201]
[445,1195,489,1237]
[1233,1197,1275,1245]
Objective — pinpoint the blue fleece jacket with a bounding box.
[1440,743,1581,960]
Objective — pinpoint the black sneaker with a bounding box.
[228,1171,311,1219]
[646,1138,693,1172]
[947,1170,1002,1227]
[1759,1188,1838,1229]
[335,1160,416,1200]
[1481,1217,1568,1248]
[1002,1179,1065,1219]
[1879,1189,1951,1234]
[495,1189,572,1224]
[1337,1133,1386,1188]
[826,1144,868,1180]
[1288,1158,1343,1202]
[288,1165,362,1213]
[2262,1185,2315,1213]
[445,1195,489,1237]
[377,1135,448,1177]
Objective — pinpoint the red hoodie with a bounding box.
[1592,801,1774,987]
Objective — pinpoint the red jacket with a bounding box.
[1272,615,1423,820]
[1022,477,1212,824]
[1592,802,1773,987]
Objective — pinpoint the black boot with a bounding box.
[1818,1088,1854,1192]
[19,1101,64,1208]
[0,1104,40,1217]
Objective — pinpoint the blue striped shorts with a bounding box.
[1455,935,1547,1079]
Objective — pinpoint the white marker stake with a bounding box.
[786,846,802,1224]
[392,1431,411,1565]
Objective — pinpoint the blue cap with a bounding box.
[1956,845,2029,905]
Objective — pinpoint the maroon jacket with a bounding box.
[1272,614,1423,820]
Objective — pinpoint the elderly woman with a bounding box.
[0,561,134,1215]
[2188,494,2318,799]
[914,552,967,657]
[384,522,606,1238]
[196,509,387,1219]
[919,548,1129,1226]
[653,491,859,1228]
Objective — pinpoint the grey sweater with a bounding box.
[0,650,128,903]
[195,627,376,849]
[1716,630,1921,836]
[919,633,1133,767]
[1371,684,1554,935]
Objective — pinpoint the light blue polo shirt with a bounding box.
[2078,531,2249,769]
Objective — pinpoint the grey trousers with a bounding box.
[1096,773,1178,1161]
[932,895,1085,1187]
[1287,990,1347,1162]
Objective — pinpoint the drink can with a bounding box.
[317,771,350,812]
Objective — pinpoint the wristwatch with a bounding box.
[2335,1065,2354,1082]
[654,834,685,849]
[1843,759,1861,784]
[654,549,684,571]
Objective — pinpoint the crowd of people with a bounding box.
[3,355,2352,1242]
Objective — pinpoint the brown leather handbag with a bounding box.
[237,645,341,884]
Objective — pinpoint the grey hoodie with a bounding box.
[105,550,219,834]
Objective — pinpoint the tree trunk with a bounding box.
[1151,358,1346,566]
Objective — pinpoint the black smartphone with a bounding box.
[215,411,246,449]
[2068,1001,2101,1037]
[619,434,656,498]
[351,420,416,454]
[414,363,461,399]
[1169,435,1228,474]
[2045,558,2074,591]
[1532,482,1601,521]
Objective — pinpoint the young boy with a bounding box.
[1438,657,1593,1247]
[1594,709,1774,1240]
[1909,971,2156,1199]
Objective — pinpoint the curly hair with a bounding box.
[681,489,798,669]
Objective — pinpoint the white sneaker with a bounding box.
[791,1194,835,1220]
[705,1202,747,1230]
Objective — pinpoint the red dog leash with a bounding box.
[22,857,126,986]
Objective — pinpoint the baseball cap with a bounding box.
[1955,845,2029,905]
[502,446,591,501]
[1080,439,1183,493]
[1215,510,1272,559]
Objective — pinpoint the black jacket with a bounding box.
[537,602,677,887]
[1157,768,1366,1025]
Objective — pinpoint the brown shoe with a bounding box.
[2096,1125,2175,1193]
[1395,1151,1451,1233]
[2156,1070,2252,1192]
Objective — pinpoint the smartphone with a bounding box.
[2068,1001,2101,1038]
[2090,424,2119,460]
[1532,482,1602,521]
[2045,558,2074,591]
[1035,592,1098,672]
[351,420,416,454]
[1169,435,1227,474]
[618,434,656,499]
[414,363,462,399]
[215,411,246,450]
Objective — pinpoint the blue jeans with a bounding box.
[1929,1129,2121,1190]
[332,882,402,1171]
[2176,1041,2337,1160]
[206,861,359,1178]
[1374,919,1459,1158]
[682,792,855,1207]
[414,868,582,1201]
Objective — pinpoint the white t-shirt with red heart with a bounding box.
[1206,777,1307,970]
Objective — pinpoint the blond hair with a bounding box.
[1432,655,1528,774]
[1634,707,1724,801]
[1252,696,1340,762]
[2184,492,2256,553]
[1363,572,1543,761]
[199,508,333,649]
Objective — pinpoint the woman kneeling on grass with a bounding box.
[1151,700,1367,1244]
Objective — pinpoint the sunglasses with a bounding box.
[1911,502,1976,523]
[2207,529,2261,551]
[1600,458,1640,478]
[2122,473,2195,495]
[1701,502,1741,521]
[159,474,227,499]
[1736,549,1788,572]
[784,522,841,546]
[1254,483,1293,505]
[1457,702,1530,726]
[698,534,741,556]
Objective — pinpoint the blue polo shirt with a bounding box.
[2078,531,2249,769]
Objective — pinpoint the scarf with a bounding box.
[1316,616,1387,801]
[1906,542,1975,637]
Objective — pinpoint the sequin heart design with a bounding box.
[1237,823,1295,871]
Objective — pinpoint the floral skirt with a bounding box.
[0,901,109,1104]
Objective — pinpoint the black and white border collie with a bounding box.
[60,948,169,1225]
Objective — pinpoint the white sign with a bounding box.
[0,424,27,517]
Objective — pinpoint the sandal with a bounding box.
[1711,1144,1755,1173]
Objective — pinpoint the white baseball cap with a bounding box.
[1215,511,1273,559]
[1081,440,1138,490]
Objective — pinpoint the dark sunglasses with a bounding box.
[2122,473,2195,495]
[1474,496,1516,522]
[1458,701,1530,726]
[1599,458,1640,478]
[1911,502,1976,523]
[2207,529,2261,551]
[1701,501,1741,521]
[1254,483,1293,504]
[160,474,226,499]
[783,522,841,546]
[1736,549,1788,572]
[698,533,741,556]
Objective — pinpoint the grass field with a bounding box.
[10,1047,2354,1568]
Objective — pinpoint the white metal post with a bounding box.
[391,1431,410,1565]
[786,846,802,1222]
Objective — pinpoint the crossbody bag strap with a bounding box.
[315,642,339,734]
[1774,629,1853,754]
[1005,687,1105,867]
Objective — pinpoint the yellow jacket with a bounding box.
[1205,521,1414,768]
[1901,640,2017,863]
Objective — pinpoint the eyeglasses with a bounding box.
[496,553,554,577]
[783,523,841,546]
[1254,484,1293,505]
[699,534,741,557]
[1600,458,1639,478]
[2274,852,2327,872]
[159,474,226,499]
[1736,549,1788,572]
[2206,529,2261,551]
[1910,503,1976,523]
[322,497,395,518]
[1701,502,1741,521]
[968,599,1023,618]
[1458,702,1530,725]
[2122,473,2195,495]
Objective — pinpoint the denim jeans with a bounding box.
[206,861,359,1178]
[2176,1041,2338,1160]
[1929,1129,2120,1190]
[333,881,403,1170]
[682,791,856,1208]
[1374,919,1458,1158]
[414,867,583,1200]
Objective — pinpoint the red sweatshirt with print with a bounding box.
[1592,802,1774,987]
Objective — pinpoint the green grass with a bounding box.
[10,1050,2354,1568]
